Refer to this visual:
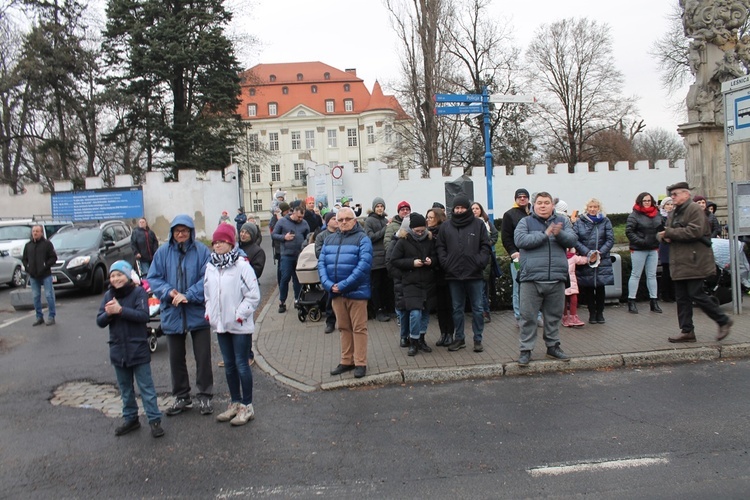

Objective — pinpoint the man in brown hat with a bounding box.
[658,182,732,342]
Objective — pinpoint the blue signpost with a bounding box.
[435,88,536,223]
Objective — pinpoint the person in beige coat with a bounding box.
[659,182,732,343]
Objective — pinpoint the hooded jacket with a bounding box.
[146,215,211,334]
[239,222,266,279]
[364,200,388,270]
[96,284,150,368]
[390,230,437,311]
[436,212,491,281]
[318,223,372,300]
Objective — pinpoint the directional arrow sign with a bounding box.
[436,105,483,116]
[489,94,537,104]
[435,93,483,103]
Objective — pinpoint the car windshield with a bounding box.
[0,225,32,241]
[50,227,100,250]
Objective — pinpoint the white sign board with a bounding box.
[722,75,750,145]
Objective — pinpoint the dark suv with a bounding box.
[49,220,134,294]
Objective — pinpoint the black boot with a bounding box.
[650,299,662,313]
[628,299,638,314]
[408,339,419,356]
[588,306,597,324]
[443,333,453,348]
[418,334,432,353]
[400,337,409,348]
[435,333,448,347]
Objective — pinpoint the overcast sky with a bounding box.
[232,0,687,134]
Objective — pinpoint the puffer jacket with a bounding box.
[318,223,373,300]
[389,230,437,311]
[96,284,150,368]
[364,211,388,270]
[204,257,261,334]
[146,214,211,334]
[436,214,491,281]
[514,212,577,283]
[573,214,615,288]
[664,199,715,280]
[626,210,663,251]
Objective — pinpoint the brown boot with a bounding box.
[668,331,696,343]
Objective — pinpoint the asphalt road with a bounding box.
[1,237,749,498]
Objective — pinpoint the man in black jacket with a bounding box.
[500,188,531,323]
[131,218,159,275]
[22,225,58,326]
[436,195,491,353]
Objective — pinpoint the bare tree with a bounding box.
[526,17,637,171]
[633,127,686,165]
[650,4,691,96]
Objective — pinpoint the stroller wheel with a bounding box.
[298,311,307,323]
[308,308,322,322]
[148,332,158,353]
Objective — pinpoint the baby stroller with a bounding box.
[135,262,162,352]
[703,238,750,305]
[294,243,327,322]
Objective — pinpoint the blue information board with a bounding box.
[51,187,144,222]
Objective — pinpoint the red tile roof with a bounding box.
[238,62,408,120]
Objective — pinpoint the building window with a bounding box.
[384,124,393,144]
[293,162,305,180]
[347,128,357,147]
[305,130,315,149]
[268,132,279,151]
[344,84,350,92]
[291,131,301,150]
[282,86,288,95]
[353,160,363,172]
[325,100,334,113]
[297,73,303,81]
[269,74,276,82]
[324,72,330,80]
[327,129,337,148]
[311,85,317,93]
[249,88,256,96]
[247,104,256,117]
[344,99,353,112]
[253,198,263,212]
[268,102,277,116]
[248,133,259,152]
[251,164,261,183]
[366,125,375,144]
[271,163,280,182]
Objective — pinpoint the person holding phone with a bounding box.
[271,205,310,313]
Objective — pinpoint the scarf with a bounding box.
[633,204,658,218]
[210,247,240,269]
[587,213,604,224]
[450,209,475,228]
[407,228,429,242]
[111,282,136,299]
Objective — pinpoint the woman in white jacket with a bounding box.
[204,224,261,426]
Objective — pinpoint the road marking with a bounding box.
[0,311,35,329]
[528,456,669,477]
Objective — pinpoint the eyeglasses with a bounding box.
[337,217,354,223]
[642,199,653,203]
[173,228,190,234]
[516,195,529,199]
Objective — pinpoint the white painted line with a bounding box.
[0,311,35,329]
[528,457,669,477]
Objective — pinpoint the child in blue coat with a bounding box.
[97,261,164,438]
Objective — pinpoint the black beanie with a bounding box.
[515,188,530,199]
[409,212,426,228]
[453,195,470,209]
[324,211,336,224]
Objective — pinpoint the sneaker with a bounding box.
[473,341,484,353]
[546,345,570,362]
[199,397,213,415]
[149,420,165,438]
[216,402,241,422]
[376,311,391,322]
[165,398,193,416]
[717,318,733,341]
[483,312,491,323]
[230,404,255,426]
[278,303,287,313]
[45,317,55,326]
[353,366,367,378]
[32,318,44,326]
[447,338,466,351]
[518,350,531,366]
[115,418,141,436]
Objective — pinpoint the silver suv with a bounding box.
[0,219,72,259]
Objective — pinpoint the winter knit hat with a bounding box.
[452,195,471,209]
[693,195,706,202]
[324,211,336,224]
[432,201,446,210]
[240,222,259,243]
[109,260,133,280]
[278,202,290,213]
[555,200,568,214]
[274,190,286,199]
[212,224,236,246]
[372,197,386,211]
[305,196,315,204]
[397,200,411,211]
[409,213,426,228]
[514,188,530,199]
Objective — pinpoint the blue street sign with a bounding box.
[435,93,483,103]
[436,105,483,115]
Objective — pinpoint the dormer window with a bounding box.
[249,88,256,96]
[269,74,276,82]
[297,73,303,81]
[282,86,289,95]
[324,72,330,80]
[311,85,318,93]
[344,99,353,112]
[344,84,350,92]
[268,102,277,116]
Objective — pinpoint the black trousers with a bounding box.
[435,282,454,335]
[166,328,213,399]
[579,285,605,315]
[660,264,675,301]
[370,268,394,313]
[673,278,729,333]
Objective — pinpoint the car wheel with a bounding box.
[9,266,25,288]
[90,266,105,295]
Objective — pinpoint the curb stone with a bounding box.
[622,347,720,366]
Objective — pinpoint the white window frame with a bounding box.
[366,125,375,144]
[271,164,281,182]
[251,164,261,183]
[305,130,315,149]
[385,124,393,144]
[325,100,334,113]
[291,131,301,150]
[253,198,263,212]
[268,102,277,116]
[347,128,358,147]
[248,133,259,152]
[327,129,337,148]
[293,162,305,180]
[344,99,353,112]
[268,132,279,151]
[247,104,256,117]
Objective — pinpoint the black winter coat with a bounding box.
[22,237,57,279]
[240,240,266,279]
[573,214,615,288]
[436,215,491,281]
[390,231,437,311]
[500,205,529,255]
[364,212,388,270]
[96,284,151,368]
[626,210,663,251]
[131,227,159,263]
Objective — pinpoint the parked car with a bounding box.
[0,250,25,287]
[49,220,134,294]
[0,218,71,260]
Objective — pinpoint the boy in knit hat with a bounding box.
[97,260,164,438]
[365,196,393,322]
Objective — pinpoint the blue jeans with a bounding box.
[510,262,521,319]
[137,260,151,276]
[448,279,484,343]
[407,307,430,340]
[30,275,56,319]
[397,308,408,341]
[217,333,253,405]
[279,255,301,303]
[628,249,658,299]
[114,363,162,423]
